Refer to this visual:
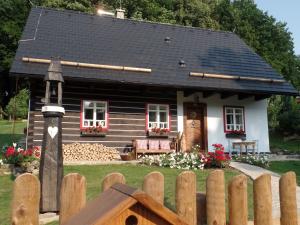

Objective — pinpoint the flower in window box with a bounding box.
[150,128,168,135]
[228,129,245,135]
[81,125,105,136]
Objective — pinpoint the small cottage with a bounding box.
[10,7,298,153]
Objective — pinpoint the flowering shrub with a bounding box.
[206,144,231,168]
[232,154,270,168]
[141,152,207,170]
[191,144,201,153]
[1,144,40,165]
[141,143,232,170]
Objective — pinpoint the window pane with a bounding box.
[96,102,105,108]
[96,121,105,127]
[149,105,157,111]
[96,108,105,120]
[160,112,167,122]
[235,108,243,114]
[226,108,233,114]
[159,105,167,111]
[235,114,243,125]
[84,109,93,119]
[84,101,93,108]
[226,114,233,125]
[149,111,156,122]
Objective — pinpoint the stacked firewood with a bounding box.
[63,143,121,161]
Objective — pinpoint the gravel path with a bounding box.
[230,161,300,218]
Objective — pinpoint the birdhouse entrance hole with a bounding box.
[125,215,138,225]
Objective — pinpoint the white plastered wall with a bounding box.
[177,91,270,152]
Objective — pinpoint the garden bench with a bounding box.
[132,139,177,159]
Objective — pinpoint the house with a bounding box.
[64,183,188,225]
[10,7,298,153]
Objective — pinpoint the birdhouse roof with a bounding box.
[64,183,188,225]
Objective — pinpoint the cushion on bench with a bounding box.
[148,140,160,150]
[160,140,171,150]
[135,139,148,150]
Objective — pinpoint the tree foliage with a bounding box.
[5,88,29,119]
[0,0,299,134]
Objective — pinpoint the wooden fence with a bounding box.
[11,170,298,225]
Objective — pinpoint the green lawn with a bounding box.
[0,120,27,147]
[269,161,300,185]
[0,164,254,225]
[269,132,300,154]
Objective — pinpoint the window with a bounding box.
[147,104,169,130]
[224,106,245,132]
[81,100,108,128]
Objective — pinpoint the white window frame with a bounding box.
[147,104,170,130]
[224,106,245,132]
[81,100,108,128]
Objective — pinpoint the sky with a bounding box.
[255,0,300,55]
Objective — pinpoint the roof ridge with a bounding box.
[33,6,234,35]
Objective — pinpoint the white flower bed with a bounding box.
[141,152,207,170]
[232,154,270,168]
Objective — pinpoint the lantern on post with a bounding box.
[39,60,65,212]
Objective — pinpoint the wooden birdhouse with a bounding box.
[64,183,188,225]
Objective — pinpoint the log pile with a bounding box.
[63,143,121,161]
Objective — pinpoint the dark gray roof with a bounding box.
[10,7,298,95]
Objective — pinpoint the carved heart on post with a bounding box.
[48,126,58,139]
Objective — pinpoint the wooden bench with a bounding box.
[132,139,177,159]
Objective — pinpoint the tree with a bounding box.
[40,0,93,12]
[5,88,29,119]
[0,0,31,107]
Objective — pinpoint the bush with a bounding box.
[5,88,29,119]
[206,144,231,168]
[232,154,270,168]
[141,152,207,170]
[141,143,232,170]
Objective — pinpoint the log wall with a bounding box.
[27,80,178,152]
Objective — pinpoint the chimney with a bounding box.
[116,8,125,19]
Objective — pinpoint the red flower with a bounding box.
[5,147,15,157]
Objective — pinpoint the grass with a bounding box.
[0,120,27,147]
[0,164,254,225]
[269,132,300,154]
[269,161,300,185]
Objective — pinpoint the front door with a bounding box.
[183,103,207,152]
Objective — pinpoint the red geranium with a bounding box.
[206,143,231,168]
[5,147,16,157]
[1,145,40,165]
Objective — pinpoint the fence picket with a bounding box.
[59,173,86,225]
[176,171,196,225]
[206,169,226,225]
[253,174,272,225]
[11,173,40,225]
[228,174,248,225]
[279,172,298,225]
[142,171,164,204]
[102,172,126,191]
[196,192,206,225]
